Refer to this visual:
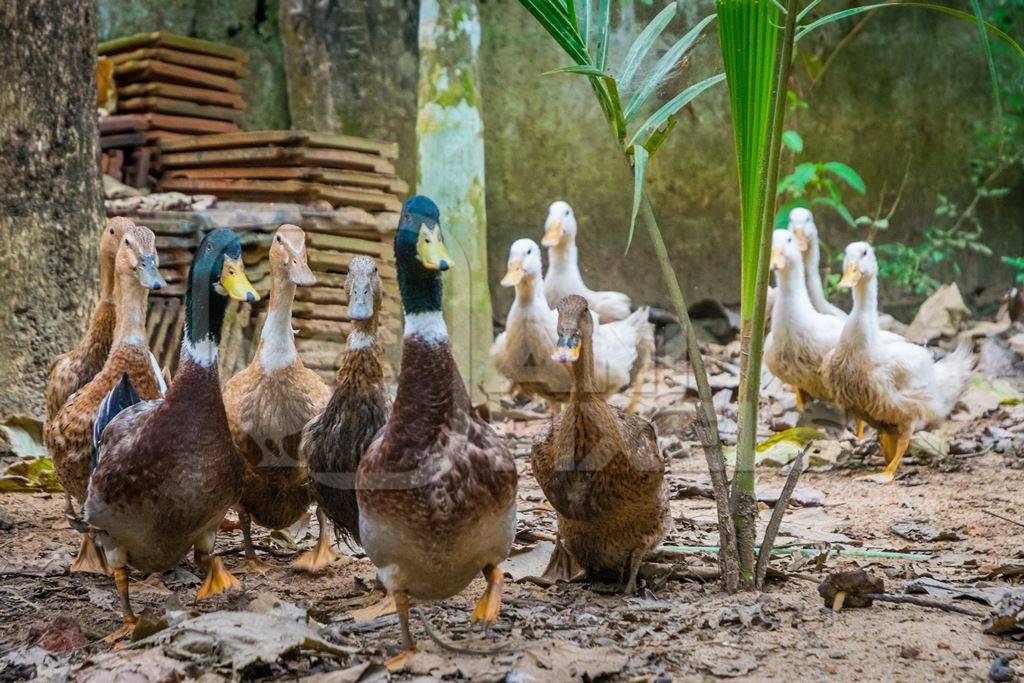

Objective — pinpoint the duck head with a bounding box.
[101,217,136,263]
[769,229,803,274]
[184,229,258,364]
[395,195,451,315]
[787,207,818,253]
[552,294,593,364]
[542,201,577,248]
[838,241,877,289]
[346,255,382,323]
[501,238,543,287]
[270,224,315,286]
[116,224,166,291]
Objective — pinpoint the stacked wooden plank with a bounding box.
[97,32,246,187]
[157,130,407,216]
[108,202,401,384]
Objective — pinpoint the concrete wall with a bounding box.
[97,0,1024,314]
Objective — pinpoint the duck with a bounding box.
[356,196,518,660]
[83,228,259,639]
[822,242,974,483]
[45,222,168,573]
[46,217,137,421]
[491,238,652,409]
[222,224,335,573]
[302,255,389,552]
[787,208,848,319]
[542,201,633,323]
[531,295,669,594]
[764,229,842,411]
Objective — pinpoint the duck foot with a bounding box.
[854,470,896,484]
[292,508,344,573]
[351,595,396,623]
[196,557,241,599]
[102,616,138,644]
[471,565,503,629]
[70,534,109,575]
[218,518,241,532]
[385,648,417,672]
[536,535,581,584]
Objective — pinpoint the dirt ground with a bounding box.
[2,339,1024,681]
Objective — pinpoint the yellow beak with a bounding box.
[792,229,810,252]
[417,225,452,270]
[552,335,581,363]
[542,218,563,248]
[769,247,787,272]
[838,262,862,288]
[502,260,524,287]
[220,256,259,302]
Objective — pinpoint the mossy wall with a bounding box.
[96,0,1024,314]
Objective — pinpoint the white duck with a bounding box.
[491,238,651,409]
[787,207,848,319]
[764,230,842,410]
[823,242,974,483]
[542,201,633,323]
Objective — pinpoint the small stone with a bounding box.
[900,646,920,659]
[828,650,846,659]
[0,506,13,531]
[825,664,838,675]
[938,642,951,650]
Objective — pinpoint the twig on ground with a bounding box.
[983,509,1024,530]
[755,447,807,589]
[414,607,512,656]
[865,594,984,618]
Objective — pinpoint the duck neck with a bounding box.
[99,251,116,304]
[259,270,297,373]
[844,275,880,347]
[803,240,830,310]
[548,240,583,285]
[112,273,149,347]
[773,262,814,325]
[569,323,597,402]
[181,263,228,370]
[347,306,380,352]
[515,273,548,310]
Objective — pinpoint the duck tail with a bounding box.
[92,373,141,469]
[932,339,975,418]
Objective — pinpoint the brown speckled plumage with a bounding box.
[304,257,389,545]
[531,295,669,589]
[223,225,330,538]
[45,217,136,421]
[85,358,244,573]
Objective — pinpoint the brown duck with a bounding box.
[223,224,334,572]
[45,222,167,573]
[302,255,389,550]
[356,196,517,661]
[45,217,136,421]
[84,228,259,640]
[532,295,669,594]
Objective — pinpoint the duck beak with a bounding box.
[792,229,810,251]
[138,256,166,290]
[348,285,374,320]
[838,262,862,288]
[289,258,317,286]
[221,256,260,302]
[542,218,563,247]
[417,225,452,271]
[769,247,787,272]
[501,260,524,287]
[552,334,581,364]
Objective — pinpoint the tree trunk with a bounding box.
[0,0,104,423]
[415,0,494,404]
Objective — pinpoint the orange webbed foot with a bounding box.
[196,557,241,599]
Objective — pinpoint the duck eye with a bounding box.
[276,236,283,243]
[108,229,114,235]
[124,238,130,246]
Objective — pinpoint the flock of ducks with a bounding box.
[40,196,971,660]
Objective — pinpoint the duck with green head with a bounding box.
[84,228,259,641]
[356,196,518,662]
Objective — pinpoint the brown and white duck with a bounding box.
[531,295,669,594]
[46,216,136,421]
[84,228,259,640]
[223,224,334,573]
[45,222,167,573]
[302,256,389,552]
[356,196,518,660]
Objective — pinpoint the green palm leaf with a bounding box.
[617,3,677,91]
[627,73,726,148]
